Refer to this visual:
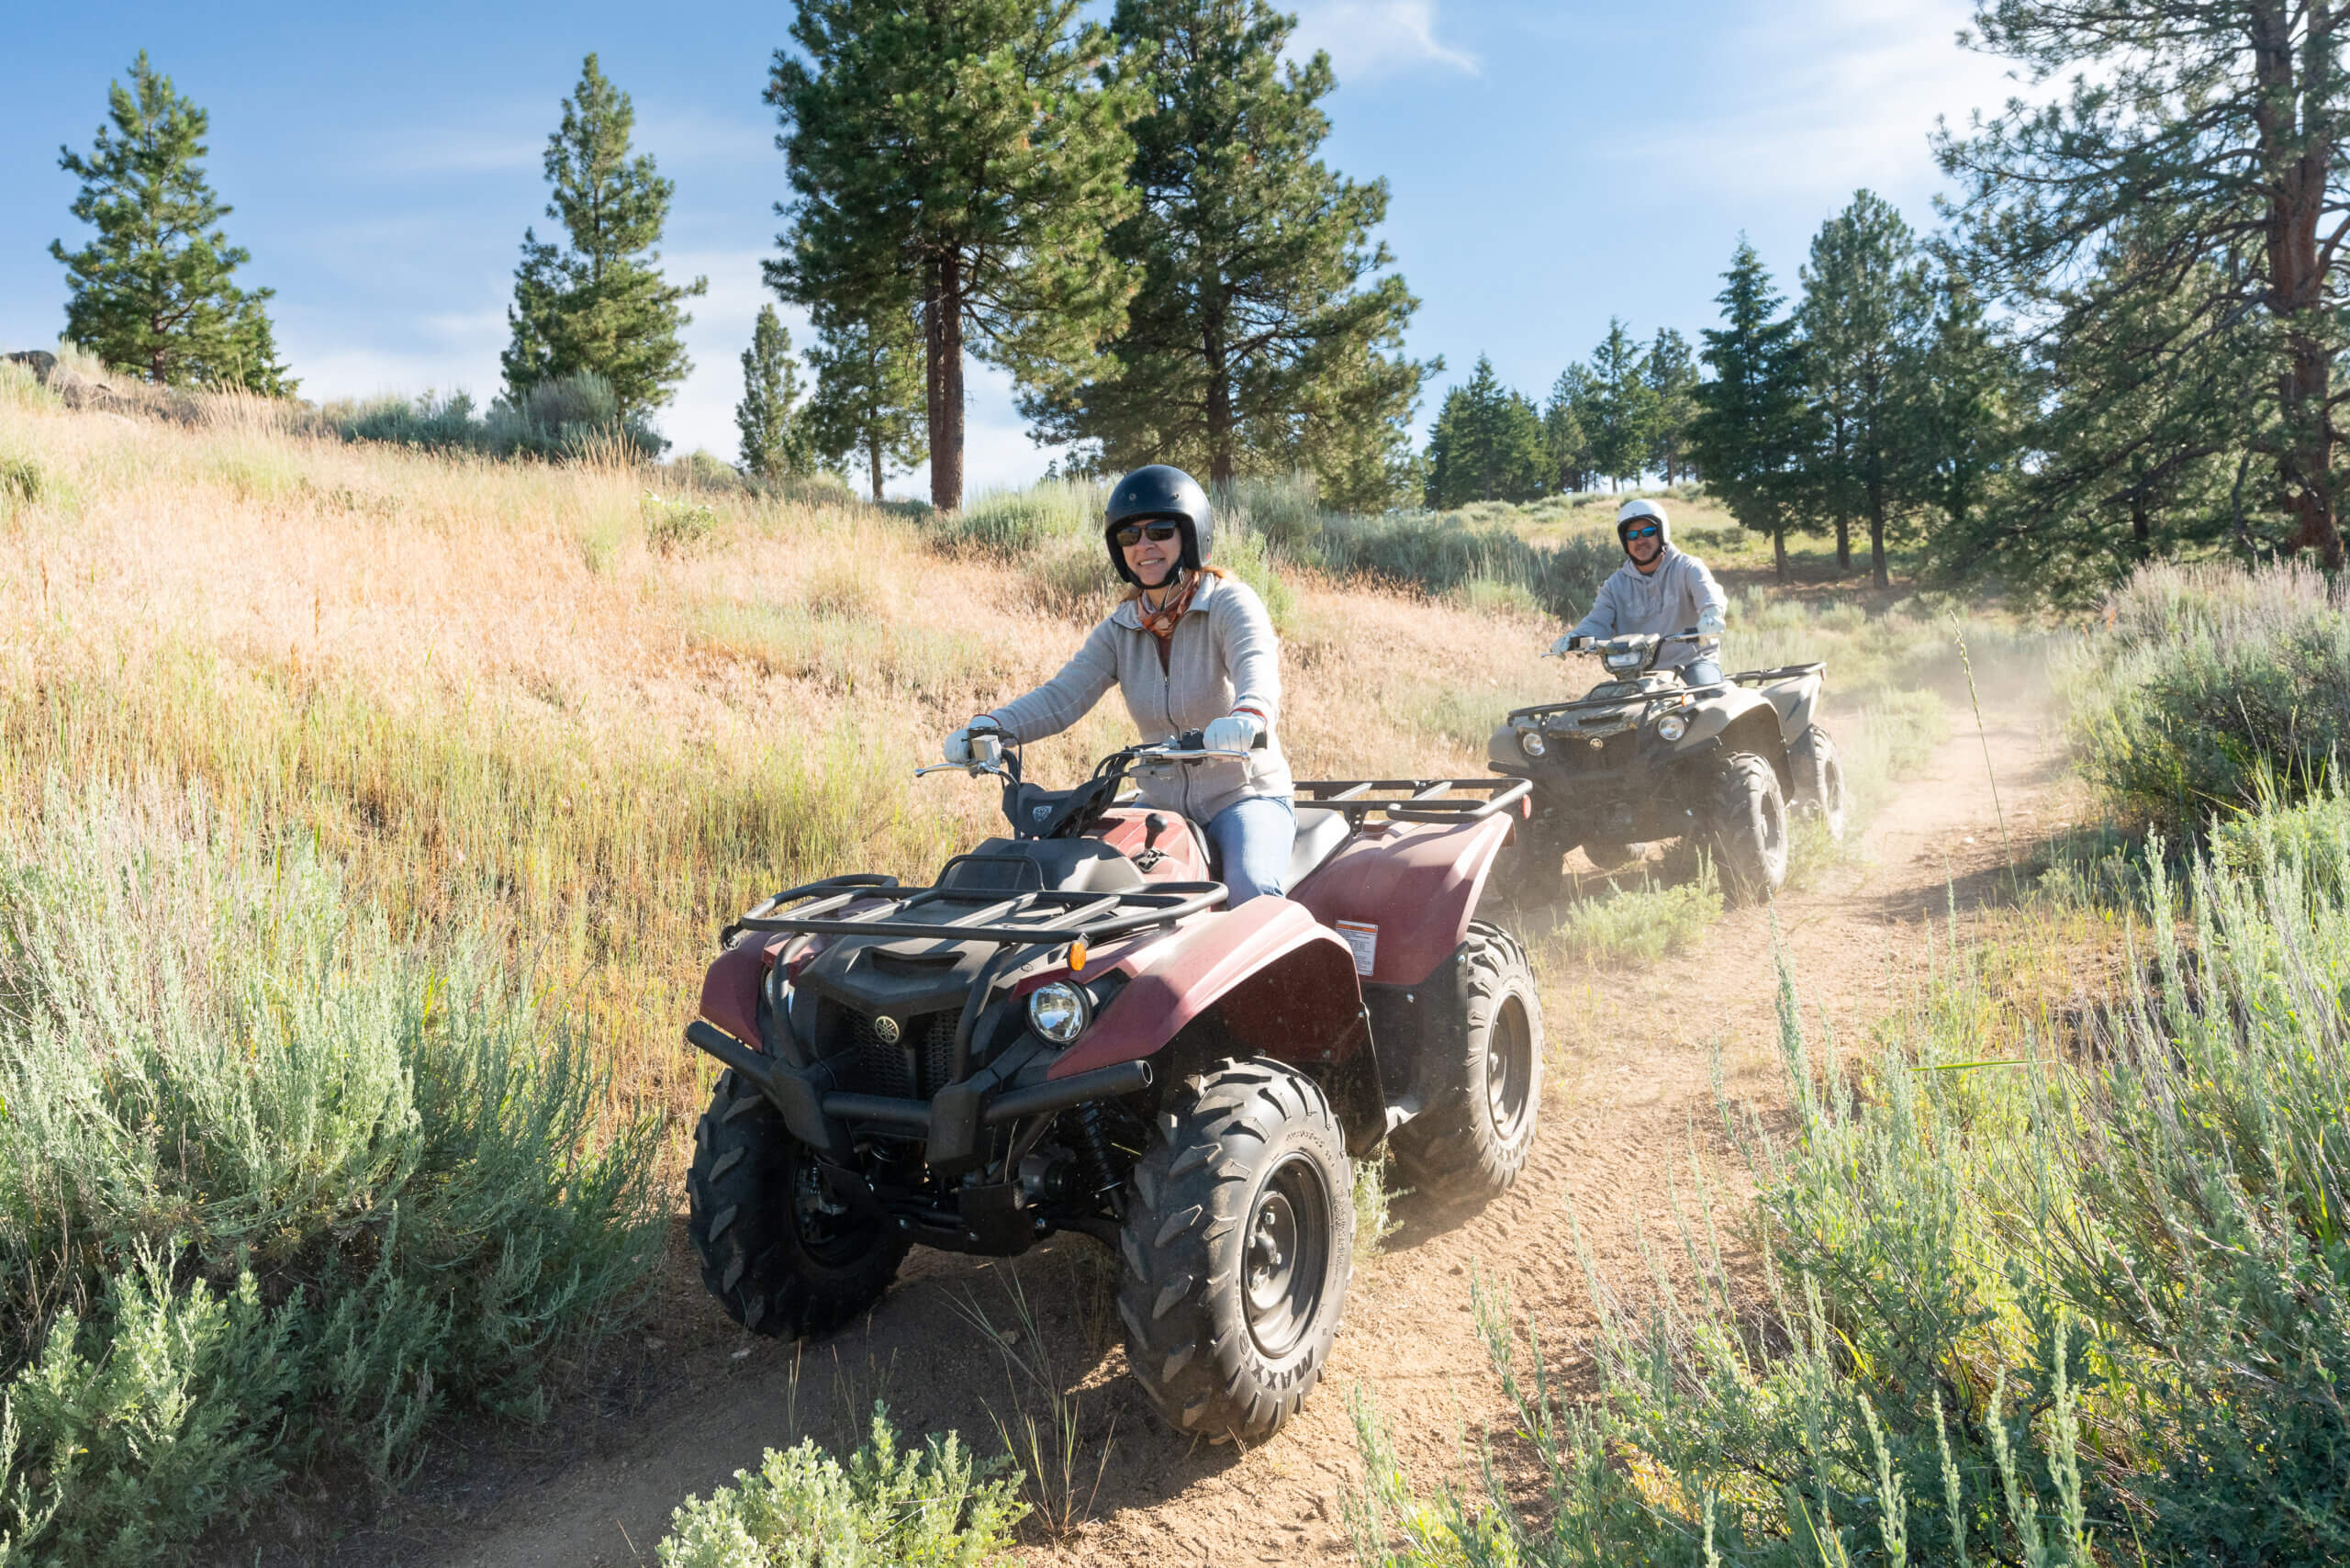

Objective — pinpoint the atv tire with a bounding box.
[1710,750,1789,902]
[1789,725,1848,843]
[1118,1060,1352,1443]
[1389,923,1543,1197]
[688,1067,910,1338]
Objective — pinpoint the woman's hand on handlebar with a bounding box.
[943,721,1002,767]
[1202,712,1263,756]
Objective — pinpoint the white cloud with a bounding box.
[1610,0,2017,207]
[1291,1,1478,81]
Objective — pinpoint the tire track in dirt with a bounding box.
[337,703,2067,1568]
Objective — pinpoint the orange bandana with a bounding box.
[1136,573,1199,641]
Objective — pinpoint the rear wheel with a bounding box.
[1117,1060,1352,1443]
[688,1067,910,1338]
[1390,923,1543,1196]
[1789,726,1849,842]
[1710,751,1789,902]
[1578,839,1641,873]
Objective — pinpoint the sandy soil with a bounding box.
[305,700,2072,1568]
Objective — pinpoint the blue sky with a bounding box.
[3,0,2019,498]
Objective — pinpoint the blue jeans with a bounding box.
[1207,796,1296,905]
[1678,658,1723,688]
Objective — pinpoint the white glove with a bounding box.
[1549,633,1589,656]
[1202,712,1263,756]
[943,722,1002,766]
[1696,608,1727,637]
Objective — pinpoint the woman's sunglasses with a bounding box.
[1114,521,1182,546]
[1624,524,1662,540]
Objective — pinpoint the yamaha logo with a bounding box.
[1032,804,1051,821]
[872,1015,902,1044]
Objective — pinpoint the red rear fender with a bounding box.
[1048,897,1365,1080]
[1288,812,1512,986]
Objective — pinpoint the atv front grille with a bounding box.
[845,1008,960,1097]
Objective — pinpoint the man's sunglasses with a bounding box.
[1114,521,1182,546]
[1625,524,1662,540]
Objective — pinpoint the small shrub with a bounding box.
[643,490,722,554]
[0,450,48,519]
[1550,863,1722,966]
[1352,1149,1399,1257]
[2075,559,2350,833]
[0,363,59,413]
[327,373,664,465]
[655,1405,1025,1567]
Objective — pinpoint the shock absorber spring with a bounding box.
[1070,1104,1122,1205]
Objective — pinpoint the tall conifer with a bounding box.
[1691,238,1818,579]
[502,55,706,422]
[736,306,811,479]
[802,308,928,504]
[1021,0,1427,503]
[767,0,1136,512]
[50,53,292,394]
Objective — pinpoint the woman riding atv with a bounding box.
[1553,498,1730,683]
[942,465,1296,903]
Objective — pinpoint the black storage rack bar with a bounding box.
[1292,776,1530,829]
[732,873,1225,948]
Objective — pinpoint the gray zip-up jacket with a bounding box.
[985,572,1290,824]
[1569,547,1729,672]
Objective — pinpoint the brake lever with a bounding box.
[912,759,1011,778]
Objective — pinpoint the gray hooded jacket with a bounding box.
[984,572,1290,825]
[1570,545,1729,673]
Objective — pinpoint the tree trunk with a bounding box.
[1774,525,1788,581]
[1870,512,1887,589]
[2132,493,2151,559]
[1204,299,1234,487]
[1835,514,1851,573]
[868,427,884,506]
[2254,5,2345,567]
[925,256,967,514]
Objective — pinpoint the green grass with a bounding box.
[1351,786,2350,1568]
[0,781,661,1562]
[1545,864,1724,967]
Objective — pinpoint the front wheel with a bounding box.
[1117,1060,1353,1443]
[1389,923,1543,1197]
[688,1067,910,1338]
[1709,751,1790,902]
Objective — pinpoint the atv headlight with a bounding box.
[1656,713,1688,743]
[1517,726,1547,757]
[1028,980,1091,1044]
[1605,650,1643,671]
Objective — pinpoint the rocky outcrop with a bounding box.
[6,349,204,421]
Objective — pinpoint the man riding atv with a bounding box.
[1552,498,1730,685]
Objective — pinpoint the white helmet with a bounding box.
[1616,498,1670,557]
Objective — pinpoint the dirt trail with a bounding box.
[338,702,2070,1568]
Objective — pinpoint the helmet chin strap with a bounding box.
[1137,562,1184,599]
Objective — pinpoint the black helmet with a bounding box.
[1103,465,1213,586]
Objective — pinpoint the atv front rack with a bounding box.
[1294,776,1531,830]
[729,870,1225,946]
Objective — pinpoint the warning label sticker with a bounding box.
[1334,919,1378,977]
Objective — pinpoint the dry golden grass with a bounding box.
[0,398,1550,1130]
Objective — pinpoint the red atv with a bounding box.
[681,734,1542,1442]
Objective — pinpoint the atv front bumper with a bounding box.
[685,1017,1153,1168]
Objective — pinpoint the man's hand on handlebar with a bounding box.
[1547,633,1592,658]
[939,721,1003,767]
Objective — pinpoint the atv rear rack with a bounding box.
[1730,661,1826,687]
[1294,776,1531,830]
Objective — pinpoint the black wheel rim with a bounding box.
[1242,1154,1333,1359]
[793,1154,875,1264]
[1485,993,1535,1140]
[1761,785,1785,858]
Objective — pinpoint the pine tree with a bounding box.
[767,0,1136,512]
[802,308,928,504]
[502,55,706,422]
[1423,356,1546,508]
[1588,319,1656,489]
[1939,0,2350,568]
[1643,328,1699,484]
[1798,191,1930,588]
[1690,238,1818,579]
[1020,0,1428,499]
[1543,364,1597,493]
[736,305,812,479]
[50,53,293,394]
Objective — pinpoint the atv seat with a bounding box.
[1284,804,1352,892]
